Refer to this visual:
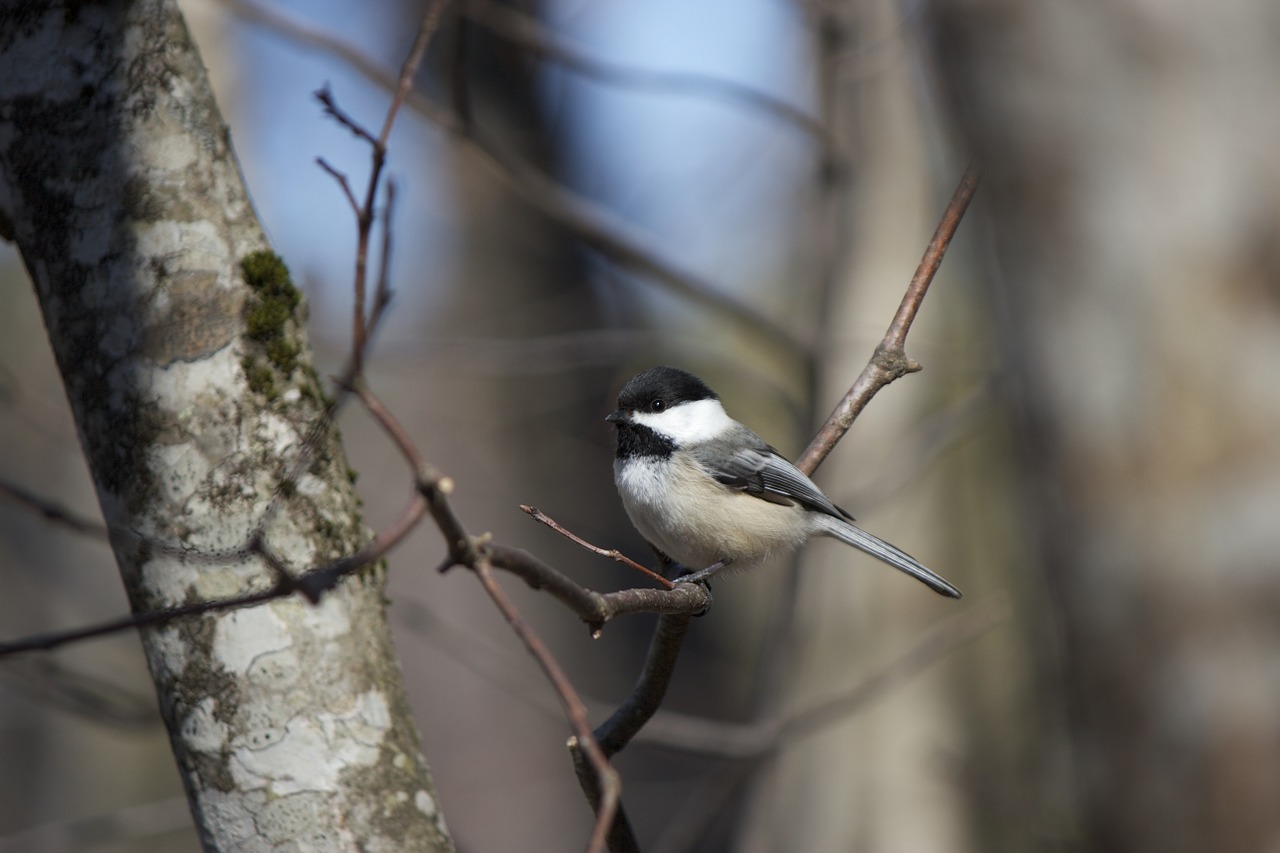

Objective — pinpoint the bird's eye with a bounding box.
[650,399,665,412]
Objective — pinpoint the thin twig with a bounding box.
[294,491,430,602]
[340,378,426,473]
[486,543,710,636]
[796,162,981,475]
[0,467,430,657]
[370,180,397,329]
[520,504,674,589]
[314,0,451,375]
[572,613,696,852]
[314,157,361,214]
[884,162,982,351]
[0,477,108,540]
[0,585,284,656]
[313,83,379,145]
[377,0,451,147]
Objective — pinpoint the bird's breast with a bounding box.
[614,454,810,571]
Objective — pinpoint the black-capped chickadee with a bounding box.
[606,366,962,598]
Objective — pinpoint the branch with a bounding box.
[314,0,450,374]
[521,504,674,589]
[345,379,628,852]
[473,558,620,853]
[568,613,692,852]
[797,163,981,475]
[0,480,432,658]
[0,477,108,540]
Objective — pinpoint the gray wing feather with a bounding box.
[690,434,851,520]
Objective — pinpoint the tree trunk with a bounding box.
[0,3,451,850]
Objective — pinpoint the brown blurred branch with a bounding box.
[0,477,108,540]
[461,0,830,146]
[635,592,1009,759]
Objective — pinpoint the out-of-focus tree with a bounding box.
[932,2,1280,851]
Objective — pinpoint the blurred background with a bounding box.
[2,0,1279,851]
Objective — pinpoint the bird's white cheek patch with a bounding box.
[630,399,735,444]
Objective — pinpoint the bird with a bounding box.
[606,366,961,598]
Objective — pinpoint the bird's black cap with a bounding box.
[615,366,718,415]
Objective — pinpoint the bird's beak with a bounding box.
[605,410,628,425]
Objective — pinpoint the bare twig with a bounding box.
[377,2,450,147]
[0,584,284,656]
[885,164,982,350]
[0,484,431,658]
[572,613,695,853]
[521,504,674,589]
[339,378,426,473]
[313,85,379,146]
[294,491,430,602]
[796,163,981,475]
[0,477,108,540]
[314,0,451,374]
[314,156,361,214]
[487,543,710,636]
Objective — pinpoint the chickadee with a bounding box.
[607,366,961,598]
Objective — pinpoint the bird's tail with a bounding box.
[815,515,962,598]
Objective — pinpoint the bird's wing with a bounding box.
[691,439,852,520]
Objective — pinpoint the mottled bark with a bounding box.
[0,3,451,850]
